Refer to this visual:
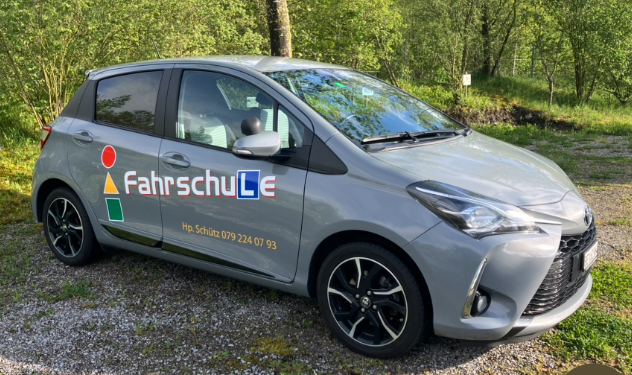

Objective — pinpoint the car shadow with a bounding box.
[94,247,497,372]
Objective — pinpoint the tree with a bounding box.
[266,0,292,57]
[0,0,264,127]
[600,1,632,105]
[291,0,402,80]
[531,0,566,108]
[548,0,609,103]
[480,0,520,77]
[401,0,480,89]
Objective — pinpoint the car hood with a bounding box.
[371,131,577,206]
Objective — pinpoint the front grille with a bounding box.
[523,223,597,315]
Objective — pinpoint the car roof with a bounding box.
[86,55,348,77]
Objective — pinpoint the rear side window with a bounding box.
[95,71,163,131]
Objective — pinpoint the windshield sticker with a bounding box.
[101,146,124,221]
[246,97,258,108]
[334,82,345,88]
[362,87,374,96]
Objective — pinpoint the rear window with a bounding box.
[95,71,163,131]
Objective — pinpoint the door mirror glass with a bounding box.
[232,131,281,157]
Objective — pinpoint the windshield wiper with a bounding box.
[361,129,459,145]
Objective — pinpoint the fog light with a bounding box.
[471,291,490,317]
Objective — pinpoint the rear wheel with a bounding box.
[317,242,430,358]
[42,188,98,266]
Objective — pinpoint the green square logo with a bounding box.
[105,198,124,222]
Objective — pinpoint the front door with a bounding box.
[156,69,312,281]
[68,69,168,242]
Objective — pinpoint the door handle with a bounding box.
[162,155,190,168]
[72,132,93,143]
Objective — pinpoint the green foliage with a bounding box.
[543,307,632,373]
[52,279,94,302]
[600,1,632,105]
[474,123,538,147]
[542,264,632,373]
[2,0,632,132]
[0,99,39,225]
[400,0,481,87]
[0,224,41,310]
[592,263,632,309]
[291,0,403,76]
[0,0,265,127]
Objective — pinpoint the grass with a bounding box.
[602,219,631,227]
[35,279,96,303]
[473,75,632,135]
[405,75,632,135]
[543,308,632,373]
[591,264,632,310]
[542,263,632,373]
[0,105,40,225]
[0,224,42,311]
[251,336,294,356]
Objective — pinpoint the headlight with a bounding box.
[407,181,540,238]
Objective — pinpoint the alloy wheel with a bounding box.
[46,198,84,257]
[327,257,408,347]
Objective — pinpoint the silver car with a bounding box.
[32,56,597,358]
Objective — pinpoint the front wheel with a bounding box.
[42,187,98,266]
[317,242,430,358]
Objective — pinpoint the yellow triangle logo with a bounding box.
[104,172,119,194]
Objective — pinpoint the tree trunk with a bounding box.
[460,0,477,79]
[491,0,517,77]
[548,80,554,109]
[574,60,584,102]
[266,0,292,57]
[530,45,535,78]
[481,4,492,76]
[512,43,517,76]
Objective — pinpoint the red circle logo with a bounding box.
[102,145,116,168]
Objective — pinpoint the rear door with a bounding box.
[67,66,172,243]
[156,66,313,281]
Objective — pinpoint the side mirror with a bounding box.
[232,131,281,157]
[241,117,263,136]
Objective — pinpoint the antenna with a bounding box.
[152,38,162,59]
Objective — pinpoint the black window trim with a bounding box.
[90,68,172,137]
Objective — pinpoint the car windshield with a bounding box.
[265,69,465,145]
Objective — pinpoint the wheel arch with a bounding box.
[35,178,74,222]
[307,230,433,324]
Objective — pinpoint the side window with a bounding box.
[95,71,163,132]
[177,71,274,150]
[278,106,305,149]
[216,77,268,111]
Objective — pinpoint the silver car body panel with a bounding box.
[371,132,577,206]
[34,56,595,344]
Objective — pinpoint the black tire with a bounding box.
[42,187,98,266]
[317,242,430,358]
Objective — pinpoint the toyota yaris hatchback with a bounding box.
[33,56,597,358]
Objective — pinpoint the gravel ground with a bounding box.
[580,185,632,263]
[0,135,630,375]
[0,231,561,375]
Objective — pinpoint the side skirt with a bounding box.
[101,224,278,281]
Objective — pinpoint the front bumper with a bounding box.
[404,221,591,341]
[460,274,592,346]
